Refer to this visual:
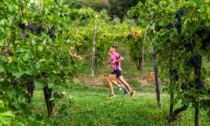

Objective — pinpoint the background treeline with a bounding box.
[63,0,161,20]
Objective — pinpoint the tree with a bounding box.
[63,0,83,9]
[64,0,151,20]
[90,1,104,12]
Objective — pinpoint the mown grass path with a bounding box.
[32,85,209,126]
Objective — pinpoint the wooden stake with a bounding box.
[92,26,96,77]
[140,26,147,80]
[39,0,43,12]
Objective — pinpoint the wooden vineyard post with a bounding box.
[95,55,97,73]
[150,12,161,108]
[138,58,142,71]
[94,26,100,73]
[140,26,147,80]
[38,0,43,12]
[92,26,96,77]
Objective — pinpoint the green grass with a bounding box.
[32,84,210,126]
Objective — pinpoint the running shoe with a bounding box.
[130,91,135,98]
[106,94,116,98]
[118,85,123,92]
[124,90,129,95]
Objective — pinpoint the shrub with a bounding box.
[127,78,141,87]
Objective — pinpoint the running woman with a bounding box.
[107,51,129,94]
[106,46,135,98]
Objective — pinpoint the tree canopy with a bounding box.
[63,0,160,20]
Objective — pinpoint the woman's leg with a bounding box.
[107,74,116,93]
[117,76,132,92]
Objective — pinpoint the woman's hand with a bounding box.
[111,60,116,64]
[106,65,112,68]
[107,60,111,64]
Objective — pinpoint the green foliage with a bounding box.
[90,1,104,12]
[64,0,106,12]
[108,0,146,19]
[64,0,151,20]
[70,16,131,68]
[0,100,15,125]
[3,0,210,125]
[124,27,151,71]
[0,0,94,125]
[128,0,210,122]
[123,16,135,26]
[111,16,121,25]
[63,0,83,9]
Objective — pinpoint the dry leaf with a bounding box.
[33,106,37,112]
[71,120,75,125]
[22,10,25,15]
[53,112,57,117]
[75,104,80,108]
[199,117,204,120]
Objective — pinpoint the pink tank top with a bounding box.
[111,53,121,70]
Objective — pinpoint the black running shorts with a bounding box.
[111,70,122,77]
